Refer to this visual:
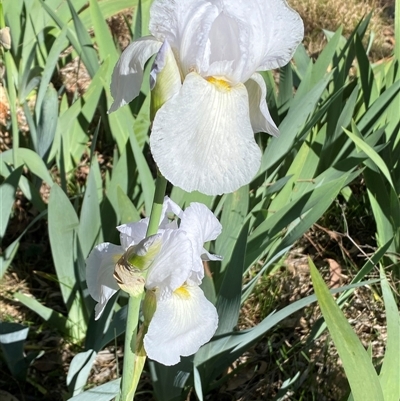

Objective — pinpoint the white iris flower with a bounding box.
[86,197,222,365]
[109,0,304,195]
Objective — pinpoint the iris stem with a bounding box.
[118,172,167,401]
[146,173,168,236]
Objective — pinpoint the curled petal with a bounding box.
[202,250,222,262]
[117,220,149,250]
[86,243,122,319]
[159,196,183,229]
[181,202,222,245]
[145,230,193,299]
[150,72,261,195]
[109,36,162,113]
[144,285,218,365]
[245,73,279,136]
[180,202,222,283]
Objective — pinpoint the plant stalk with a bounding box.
[118,172,167,401]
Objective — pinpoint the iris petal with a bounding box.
[86,243,122,319]
[149,0,219,76]
[144,285,218,365]
[145,230,193,299]
[109,36,162,113]
[255,0,304,70]
[117,220,149,250]
[150,72,261,195]
[180,202,222,283]
[245,73,279,136]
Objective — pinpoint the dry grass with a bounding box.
[290,0,395,59]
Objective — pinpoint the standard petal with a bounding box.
[144,285,218,365]
[149,0,219,76]
[145,230,193,299]
[245,73,279,136]
[109,36,162,113]
[255,0,304,70]
[204,0,303,81]
[179,202,222,282]
[180,202,222,245]
[85,243,122,319]
[159,196,183,229]
[117,220,149,250]
[150,72,261,195]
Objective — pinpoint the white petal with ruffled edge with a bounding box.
[145,230,194,299]
[255,0,304,71]
[109,36,162,113]
[144,285,218,365]
[150,72,261,195]
[86,243,122,319]
[149,0,219,76]
[245,73,279,136]
[117,220,149,250]
[181,202,222,246]
[179,202,222,283]
[159,196,183,229]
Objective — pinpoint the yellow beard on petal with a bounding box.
[173,285,191,300]
[206,76,231,92]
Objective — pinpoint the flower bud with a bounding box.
[113,234,162,297]
[142,290,157,324]
[0,27,11,50]
[150,40,181,121]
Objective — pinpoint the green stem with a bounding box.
[146,173,168,236]
[118,295,141,401]
[118,172,167,401]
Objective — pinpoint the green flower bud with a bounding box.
[150,40,181,121]
[0,27,11,50]
[142,290,157,324]
[113,235,162,297]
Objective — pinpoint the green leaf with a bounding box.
[193,366,204,401]
[66,0,98,77]
[196,280,379,391]
[344,124,394,188]
[1,209,47,278]
[48,185,87,341]
[129,133,154,215]
[35,26,68,121]
[311,26,342,86]
[67,350,97,396]
[277,63,293,109]
[68,378,121,401]
[261,70,334,172]
[78,169,102,258]
[0,148,54,186]
[0,166,23,240]
[36,84,58,160]
[89,0,119,65]
[357,79,400,135]
[14,292,69,335]
[379,268,400,401]
[309,259,384,401]
[0,322,30,380]
[215,186,248,277]
[216,221,249,335]
[117,187,141,224]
